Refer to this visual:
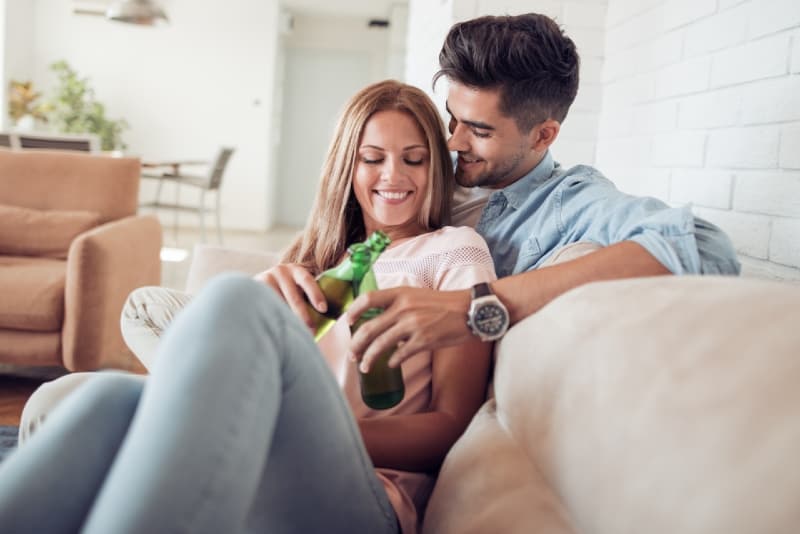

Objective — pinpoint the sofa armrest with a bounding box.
[184,244,280,294]
[62,214,162,371]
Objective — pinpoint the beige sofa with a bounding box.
[185,245,800,533]
[0,149,162,371]
[174,245,799,533]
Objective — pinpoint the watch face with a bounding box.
[474,303,508,336]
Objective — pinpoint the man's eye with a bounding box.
[448,118,456,134]
[472,130,490,139]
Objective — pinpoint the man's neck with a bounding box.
[489,150,548,190]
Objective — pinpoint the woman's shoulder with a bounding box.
[383,226,493,267]
[411,225,489,251]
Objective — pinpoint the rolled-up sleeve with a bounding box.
[555,175,735,275]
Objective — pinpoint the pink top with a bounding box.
[317,226,496,533]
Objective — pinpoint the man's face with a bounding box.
[446,81,542,189]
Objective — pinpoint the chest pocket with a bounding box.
[516,237,543,271]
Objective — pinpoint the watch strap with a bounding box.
[471,282,492,299]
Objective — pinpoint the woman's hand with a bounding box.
[253,264,326,329]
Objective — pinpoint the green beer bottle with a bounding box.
[351,264,405,410]
[307,231,389,341]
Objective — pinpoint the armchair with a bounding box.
[0,150,162,371]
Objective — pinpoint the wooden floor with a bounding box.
[0,374,47,426]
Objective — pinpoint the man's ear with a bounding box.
[529,120,560,151]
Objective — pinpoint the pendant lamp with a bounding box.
[106,0,168,26]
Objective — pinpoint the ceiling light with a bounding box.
[106,0,168,27]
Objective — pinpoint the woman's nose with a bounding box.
[379,157,400,180]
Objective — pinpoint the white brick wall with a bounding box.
[598,0,800,281]
[405,0,800,280]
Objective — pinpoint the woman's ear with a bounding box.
[529,119,561,151]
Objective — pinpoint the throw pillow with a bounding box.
[0,204,101,259]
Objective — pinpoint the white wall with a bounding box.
[405,0,608,168]
[5,0,281,231]
[2,0,36,129]
[598,0,800,281]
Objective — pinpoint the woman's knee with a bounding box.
[19,373,94,444]
[196,273,290,323]
[63,374,145,424]
[19,373,144,445]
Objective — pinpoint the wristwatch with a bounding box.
[467,282,510,342]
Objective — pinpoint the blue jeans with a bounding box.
[0,275,399,534]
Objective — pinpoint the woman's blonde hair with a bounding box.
[281,80,453,275]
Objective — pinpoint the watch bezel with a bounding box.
[467,293,509,342]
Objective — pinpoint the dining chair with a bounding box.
[140,147,235,244]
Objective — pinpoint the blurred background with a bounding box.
[1,0,799,283]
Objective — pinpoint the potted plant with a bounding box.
[43,60,129,151]
[8,80,48,131]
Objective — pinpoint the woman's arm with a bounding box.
[358,334,491,472]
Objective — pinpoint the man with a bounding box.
[348,13,739,372]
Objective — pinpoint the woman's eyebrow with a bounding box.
[359,144,427,151]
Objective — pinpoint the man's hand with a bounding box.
[347,287,474,372]
[253,264,325,329]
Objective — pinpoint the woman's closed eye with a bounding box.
[360,156,425,166]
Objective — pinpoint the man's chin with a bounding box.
[455,169,485,188]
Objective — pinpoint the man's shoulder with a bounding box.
[550,162,616,195]
[555,162,610,183]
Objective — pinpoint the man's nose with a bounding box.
[447,124,468,152]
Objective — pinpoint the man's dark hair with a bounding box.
[434,13,580,132]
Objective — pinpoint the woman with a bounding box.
[0,80,495,533]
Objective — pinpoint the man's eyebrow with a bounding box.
[445,101,496,131]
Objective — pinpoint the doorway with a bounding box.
[274,46,372,228]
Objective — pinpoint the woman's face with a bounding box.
[353,109,430,240]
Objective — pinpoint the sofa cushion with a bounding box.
[0,256,66,331]
[0,204,100,259]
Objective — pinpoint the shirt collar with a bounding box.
[498,151,555,210]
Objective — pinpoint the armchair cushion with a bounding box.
[0,256,65,331]
[0,204,100,259]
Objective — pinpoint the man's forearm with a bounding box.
[495,241,671,325]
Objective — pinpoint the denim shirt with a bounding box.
[473,152,741,278]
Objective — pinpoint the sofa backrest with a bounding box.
[0,150,140,223]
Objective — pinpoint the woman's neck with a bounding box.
[366,223,428,247]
